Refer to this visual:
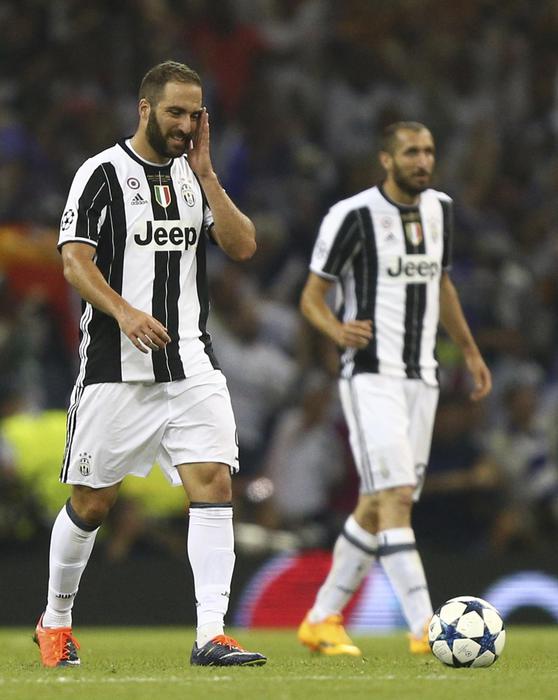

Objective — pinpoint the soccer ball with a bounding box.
[428,596,506,668]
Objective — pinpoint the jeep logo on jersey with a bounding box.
[134,221,198,250]
[154,184,172,208]
[386,255,440,281]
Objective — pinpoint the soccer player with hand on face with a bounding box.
[34,61,266,668]
[298,122,491,656]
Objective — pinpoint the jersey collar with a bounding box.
[378,184,421,211]
[118,138,174,170]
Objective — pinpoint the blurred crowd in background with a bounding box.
[2,0,558,559]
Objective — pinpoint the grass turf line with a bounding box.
[1,627,557,700]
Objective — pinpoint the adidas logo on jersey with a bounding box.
[131,193,148,205]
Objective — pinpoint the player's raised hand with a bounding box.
[117,306,171,353]
[335,319,373,349]
[188,108,214,179]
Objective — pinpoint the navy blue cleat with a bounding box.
[190,635,267,666]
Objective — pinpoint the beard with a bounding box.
[145,111,190,159]
[392,163,431,197]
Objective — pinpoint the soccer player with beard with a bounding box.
[33,61,266,668]
[297,122,492,656]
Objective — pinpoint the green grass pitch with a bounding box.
[1,627,557,700]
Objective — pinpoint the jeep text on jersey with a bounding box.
[134,220,198,250]
[386,255,440,281]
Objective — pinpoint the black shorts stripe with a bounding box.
[60,385,85,482]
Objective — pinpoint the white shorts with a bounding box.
[60,369,239,488]
[339,374,439,500]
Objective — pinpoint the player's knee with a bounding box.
[354,494,379,531]
[378,485,414,515]
[208,466,232,502]
[70,488,118,528]
[184,462,232,502]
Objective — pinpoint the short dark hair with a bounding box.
[139,60,201,105]
[380,121,430,154]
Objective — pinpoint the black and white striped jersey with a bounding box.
[58,139,219,385]
[310,185,453,385]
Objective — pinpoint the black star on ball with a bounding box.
[439,619,465,650]
[475,627,498,655]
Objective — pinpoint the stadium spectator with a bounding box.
[487,369,558,551]
[208,267,297,492]
[413,393,502,553]
[258,370,345,537]
[0,383,47,547]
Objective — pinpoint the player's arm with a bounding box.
[439,271,491,400]
[61,242,171,354]
[189,109,256,261]
[300,272,372,349]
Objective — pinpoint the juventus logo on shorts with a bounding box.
[78,452,92,476]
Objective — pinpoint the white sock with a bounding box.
[309,515,377,623]
[43,503,99,628]
[378,527,432,638]
[188,504,235,647]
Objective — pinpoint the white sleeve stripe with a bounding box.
[100,164,113,200]
[309,267,338,280]
[58,237,98,250]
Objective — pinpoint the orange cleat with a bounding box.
[33,614,80,668]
